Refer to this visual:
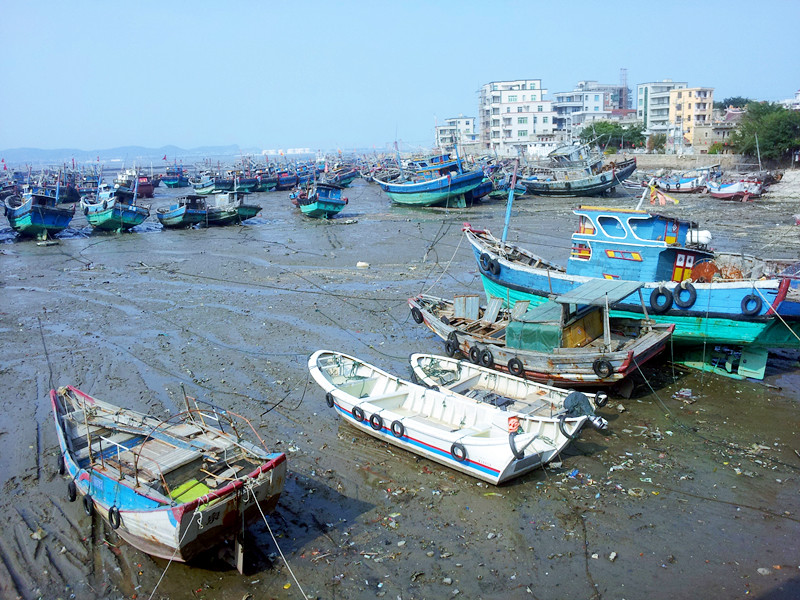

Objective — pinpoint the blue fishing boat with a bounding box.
[295,182,348,219]
[162,164,190,188]
[81,181,150,232]
[276,170,298,190]
[156,194,209,228]
[374,152,484,208]
[463,203,800,378]
[3,185,75,240]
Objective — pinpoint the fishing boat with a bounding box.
[81,180,150,232]
[276,170,299,190]
[296,182,348,219]
[51,385,286,562]
[203,191,261,226]
[156,194,209,228]
[162,164,191,188]
[309,350,604,485]
[3,186,75,240]
[409,353,609,422]
[408,280,674,387]
[706,179,764,201]
[115,169,155,198]
[463,201,800,378]
[518,143,637,197]
[373,152,485,208]
[653,174,706,193]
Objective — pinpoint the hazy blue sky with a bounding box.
[2,0,798,152]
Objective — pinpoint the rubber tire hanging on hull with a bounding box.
[741,294,762,316]
[390,420,405,438]
[369,413,383,431]
[325,392,335,408]
[592,358,614,379]
[649,287,673,313]
[450,442,467,462]
[468,346,481,364]
[108,506,121,530]
[507,357,524,378]
[352,406,365,422]
[673,282,697,309]
[411,307,424,324]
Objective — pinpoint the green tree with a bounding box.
[647,133,666,153]
[708,142,724,154]
[577,122,645,149]
[729,102,800,161]
[713,96,753,110]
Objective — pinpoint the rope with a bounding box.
[421,231,464,295]
[753,285,800,344]
[147,506,203,600]
[250,481,310,599]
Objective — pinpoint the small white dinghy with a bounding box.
[409,353,609,432]
[309,350,606,485]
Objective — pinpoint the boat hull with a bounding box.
[4,198,74,238]
[84,200,149,231]
[377,170,485,207]
[300,200,346,218]
[521,159,636,197]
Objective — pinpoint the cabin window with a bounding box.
[597,216,626,238]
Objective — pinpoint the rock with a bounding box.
[609,551,617,562]
[757,567,772,575]
[616,403,626,413]
[443,577,453,585]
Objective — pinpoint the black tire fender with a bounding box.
[391,420,405,438]
[450,442,467,462]
[369,413,383,431]
[594,391,609,408]
[83,494,94,516]
[67,480,77,503]
[411,306,424,324]
[600,174,607,183]
[509,432,525,460]
[593,358,614,379]
[489,259,500,276]
[57,453,65,475]
[741,293,762,316]
[444,339,458,357]
[480,349,494,368]
[440,315,450,325]
[468,346,481,364]
[108,506,121,530]
[325,392,335,408]
[673,281,697,309]
[649,286,673,313]
[352,406,365,422]
[479,253,491,271]
[507,357,524,378]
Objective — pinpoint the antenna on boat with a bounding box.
[501,160,519,243]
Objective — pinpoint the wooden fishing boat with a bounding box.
[162,164,191,188]
[463,203,800,380]
[409,353,609,430]
[309,350,603,485]
[374,152,485,208]
[296,182,348,219]
[706,179,763,201]
[51,385,286,562]
[408,280,675,387]
[81,181,150,232]
[156,194,209,228]
[3,187,75,240]
[203,191,261,225]
[276,170,298,190]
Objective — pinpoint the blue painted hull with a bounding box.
[4,196,74,238]
[377,170,485,207]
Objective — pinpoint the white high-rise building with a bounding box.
[434,115,478,153]
[478,79,558,157]
[552,86,611,141]
[637,79,687,136]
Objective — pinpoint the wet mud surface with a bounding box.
[1,178,800,599]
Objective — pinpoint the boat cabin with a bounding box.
[568,206,714,283]
[506,279,648,353]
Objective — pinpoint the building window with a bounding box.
[492,108,499,115]
[508,95,517,102]
[543,117,548,123]
[491,131,499,138]
[518,117,528,124]
[594,94,599,101]
[594,107,599,111]
[533,116,537,123]
[518,130,527,137]
[517,107,523,113]
[492,119,500,126]
[537,105,543,112]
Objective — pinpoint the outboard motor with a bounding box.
[564,391,609,431]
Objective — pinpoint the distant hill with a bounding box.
[0,145,252,166]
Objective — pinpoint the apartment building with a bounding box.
[637,79,687,136]
[552,86,611,141]
[434,115,479,153]
[668,87,714,148]
[478,79,559,157]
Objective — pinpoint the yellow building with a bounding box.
[668,87,714,147]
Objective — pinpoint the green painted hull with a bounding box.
[480,274,800,349]
[86,208,148,231]
[237,204,262,220]
[300,200,345,219]
[385,190,469,207]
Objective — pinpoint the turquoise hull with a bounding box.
[479,273,800,348]
[300,200,345,219]
[86,205,149,231]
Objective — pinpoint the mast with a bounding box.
[501,160,519,243]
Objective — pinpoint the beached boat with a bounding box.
[115,169,155,198]
[156,194,209,228]
[51,385,286,562]
[463,204,800,378]
[518,143,636,197]
[276,170,299,190]
[409,353,609,424]
[162,164,191,188]
[203,191,261,226]
[81,181,150,232]
[296,182,348,219]
[3,186,75,240]
[309,350,604,485]
[706,179,764,201]
[408,280,675,387]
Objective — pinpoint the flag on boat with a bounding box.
[649,183,678,206]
